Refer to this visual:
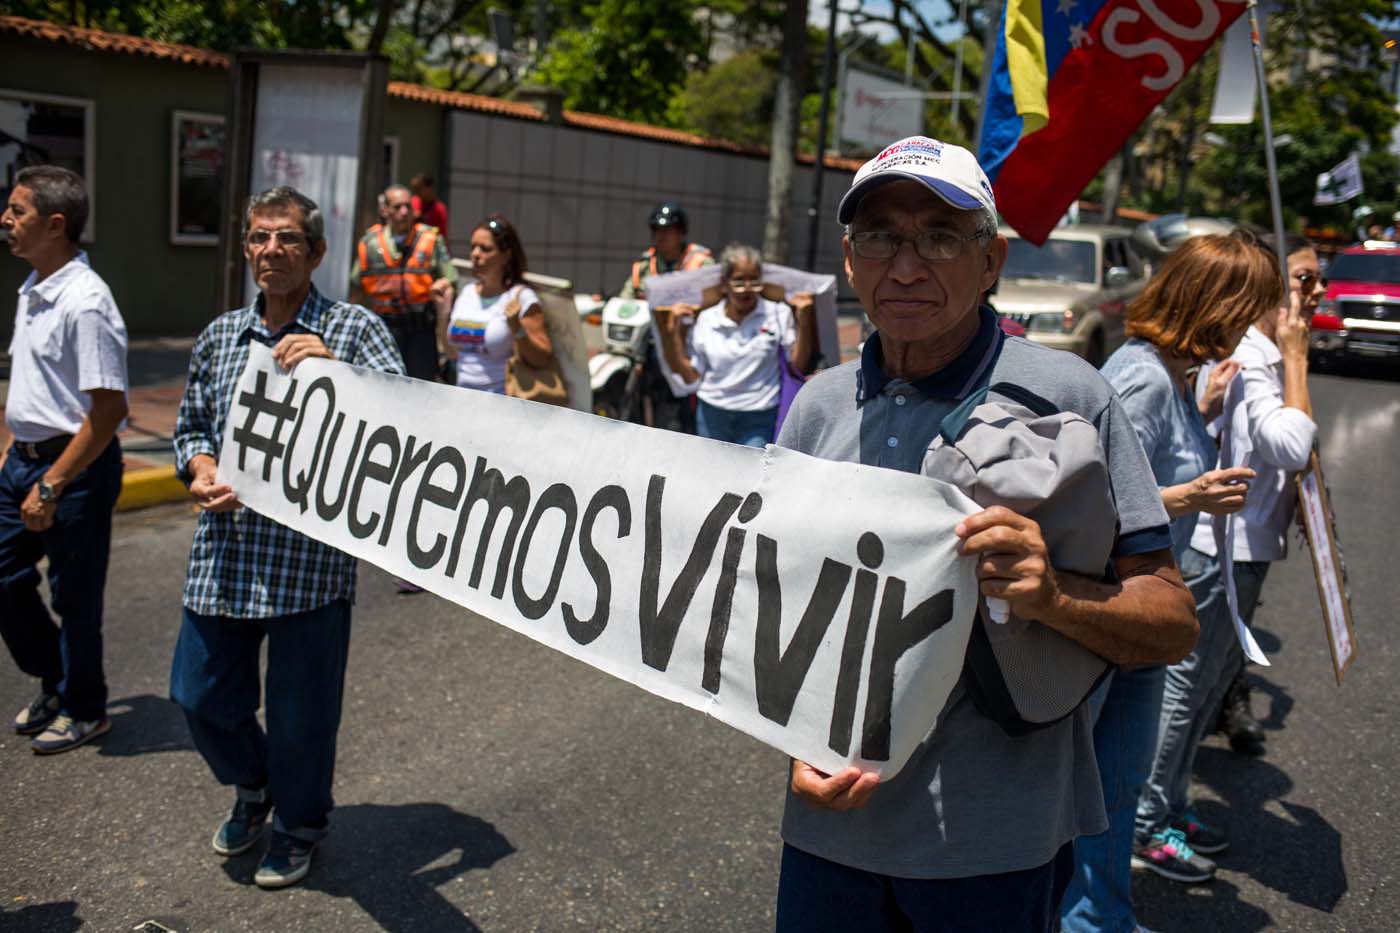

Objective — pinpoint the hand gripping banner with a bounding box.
[220,344,981,777]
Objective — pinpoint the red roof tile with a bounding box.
[386,81,542,121]
[0,14,228,67]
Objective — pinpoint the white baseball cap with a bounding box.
[838,136,997,225]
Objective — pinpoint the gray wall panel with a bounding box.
[443,113,853,294]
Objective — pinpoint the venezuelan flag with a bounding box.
[979,0,1247,243]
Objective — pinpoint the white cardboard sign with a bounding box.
[1296,453,1357,685]
[219,344,982,777]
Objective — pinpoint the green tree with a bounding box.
[669,49,779,146]
[531,0,706,125]
[1108,0,1399,231]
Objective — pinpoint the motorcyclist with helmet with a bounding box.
[619,202,715,300]
[617,203,714,432]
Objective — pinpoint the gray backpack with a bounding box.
[924,382,1116,735]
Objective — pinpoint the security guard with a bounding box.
[350,184,456,380]
[616,203,714,433]
[618,202,714,299]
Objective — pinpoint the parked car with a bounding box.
[1310,244,1400,369]
[992,225,1148,366]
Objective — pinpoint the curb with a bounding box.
[116,465,188,512]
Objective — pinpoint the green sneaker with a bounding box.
[212,790,273,856]
[254,832,317,889]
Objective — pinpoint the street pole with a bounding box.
[1248,0,1289,286]
[806,0,840,271]
[973,0,1004,157]
[951,0,970,129]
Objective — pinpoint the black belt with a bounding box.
[12,435,73,460]
[376,305,436,331]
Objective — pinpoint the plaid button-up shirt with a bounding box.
[174,286,405,619]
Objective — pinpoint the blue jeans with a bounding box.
[695,399,777,447]
[776,842,1075,933]
[1060,665,1166,933]
[1136,548,1270,840]
[170,599,352,841]
[0,440,123,721]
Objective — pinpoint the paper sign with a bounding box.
[1296,453,1357,685]
[219,345,982,777]
[642,263,843,370]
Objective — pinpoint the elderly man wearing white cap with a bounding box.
[770,137,1200,932]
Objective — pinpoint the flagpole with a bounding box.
[1248,0,1290,285]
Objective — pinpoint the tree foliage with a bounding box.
[530,0,707,125]
[669,49,779,146]
[1116,0,1400,232]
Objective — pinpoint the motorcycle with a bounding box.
[587,297,694,432]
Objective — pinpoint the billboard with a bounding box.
[840,68,924,152]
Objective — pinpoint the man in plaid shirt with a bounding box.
[171,187,403,890]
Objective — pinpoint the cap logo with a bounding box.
[876,138,944,164]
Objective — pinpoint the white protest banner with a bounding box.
[220,344,981,777]
[642,263,842,371]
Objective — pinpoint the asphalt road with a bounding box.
[2,365,1398,932]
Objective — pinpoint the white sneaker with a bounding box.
[30,714,111,754]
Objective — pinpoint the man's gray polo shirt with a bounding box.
[776,307,1170,879]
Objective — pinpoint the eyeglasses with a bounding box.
[849,229,991,262]
[246,229,310,250]
[1293,272,1326,291]
[726,279,763,293]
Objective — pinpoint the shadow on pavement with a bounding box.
[1312,360,1400,384]
[1135,875,1274,932]
[97,694,193,757]
[1194,745,1347,913]
[0,899,84,931]
[1249,624,1282,654]
[1247,673,1295,733]
[220,802,514,932]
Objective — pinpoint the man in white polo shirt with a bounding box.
[1,165,129,754]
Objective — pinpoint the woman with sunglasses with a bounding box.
[652,243,817,446]
[1193,234,1322,757]
[1061,232,1282,933]
[441,214,552,395]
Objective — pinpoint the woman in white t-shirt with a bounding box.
[441,213,550,394]
[653,243,816,446]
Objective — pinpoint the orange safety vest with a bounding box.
[357,223,440,315]
[630,242,713,294]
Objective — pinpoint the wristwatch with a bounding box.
[37,480,59,504]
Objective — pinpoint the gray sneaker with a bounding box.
[30,714,110,754]
[254,832,317,889]
[14,692,60,735]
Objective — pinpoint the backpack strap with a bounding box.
[938,381,1062,444]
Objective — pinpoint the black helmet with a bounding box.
[648,202,688,232]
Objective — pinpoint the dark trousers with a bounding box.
[776,842,1076,933]
[170,599,352,840]
[379,308,440,381]
[0,439,123,721]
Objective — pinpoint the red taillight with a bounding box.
[1311,313,1344,331]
